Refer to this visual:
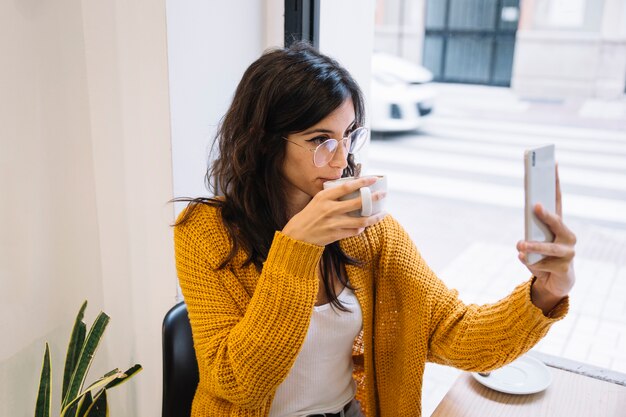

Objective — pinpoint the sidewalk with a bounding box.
[412,83,626,416]
[421,221,626,416]
[431,82,626,132]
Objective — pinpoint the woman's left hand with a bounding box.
[517,165,576,315]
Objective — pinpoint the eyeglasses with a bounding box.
[282,127,369,167]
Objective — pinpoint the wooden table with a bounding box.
[431,353,626,417]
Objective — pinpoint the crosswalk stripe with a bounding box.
[427,116,626,143]
[367,144,626,193]
[380,169,626,225]
[421,124,626,155]
[397,135,626,161]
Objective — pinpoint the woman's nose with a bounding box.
[328,139,349,169]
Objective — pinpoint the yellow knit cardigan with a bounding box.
[174,203,568,417]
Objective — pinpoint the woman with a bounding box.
[173,42,576,417]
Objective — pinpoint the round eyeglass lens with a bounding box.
[348,127,368,153]
[312,127,369,167]
[314,139,337,167]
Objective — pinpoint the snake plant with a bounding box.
[34,301,142,417]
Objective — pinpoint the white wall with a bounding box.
[319,0,376,115]
[1,1,104,413]
[319,0,376,172]
[0,0,175,416]
[81,1,176,415]
[167,0,269,215]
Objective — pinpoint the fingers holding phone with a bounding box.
[524,145,556,265]
[520,146,576,303]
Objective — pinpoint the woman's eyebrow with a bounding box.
[301,128,334,135]
[300,120,356,136]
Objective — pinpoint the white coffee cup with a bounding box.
[323,175,387,217]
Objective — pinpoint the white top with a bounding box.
[269,287,363,417]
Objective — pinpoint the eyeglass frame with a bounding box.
[281,126,369,167]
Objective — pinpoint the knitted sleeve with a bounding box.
[174,205,324,409]
[378,216,568,371]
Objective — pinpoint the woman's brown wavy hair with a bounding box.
[174,42,365,311]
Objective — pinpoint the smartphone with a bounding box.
[524,145,556,265]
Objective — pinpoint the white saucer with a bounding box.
[471,355,552,395]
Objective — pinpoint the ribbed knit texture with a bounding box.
[174,204,568,417]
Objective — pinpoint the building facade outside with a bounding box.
[375,0,626,99]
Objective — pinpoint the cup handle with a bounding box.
[360,187,372,217]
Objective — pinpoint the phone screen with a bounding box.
[524,145,556,265]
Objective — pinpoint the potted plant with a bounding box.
[35,301,142,417]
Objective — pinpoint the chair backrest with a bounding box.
[162,301,199,417]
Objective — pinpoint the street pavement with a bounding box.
[363,83,626,415]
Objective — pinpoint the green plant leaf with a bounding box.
[103,364,142,390]
[81,370,124,395]
[61,372,117,417]
[84,389,107,417]
[63,301,88,402]
[34,343,51,417]
[62,365,142,416]
[64,402,78,417]
[61,311,110,409]
[76,391,93,417]
[61,370,121,416]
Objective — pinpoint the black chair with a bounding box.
[162,301,199,417]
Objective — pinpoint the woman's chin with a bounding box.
[313,182,325,194]
[317,177,335,187]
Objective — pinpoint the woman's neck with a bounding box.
[286,197,311,220]
[285,189,313,220]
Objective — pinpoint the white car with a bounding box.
[370,52,436,133]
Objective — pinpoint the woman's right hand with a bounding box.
[282,177,387,246]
